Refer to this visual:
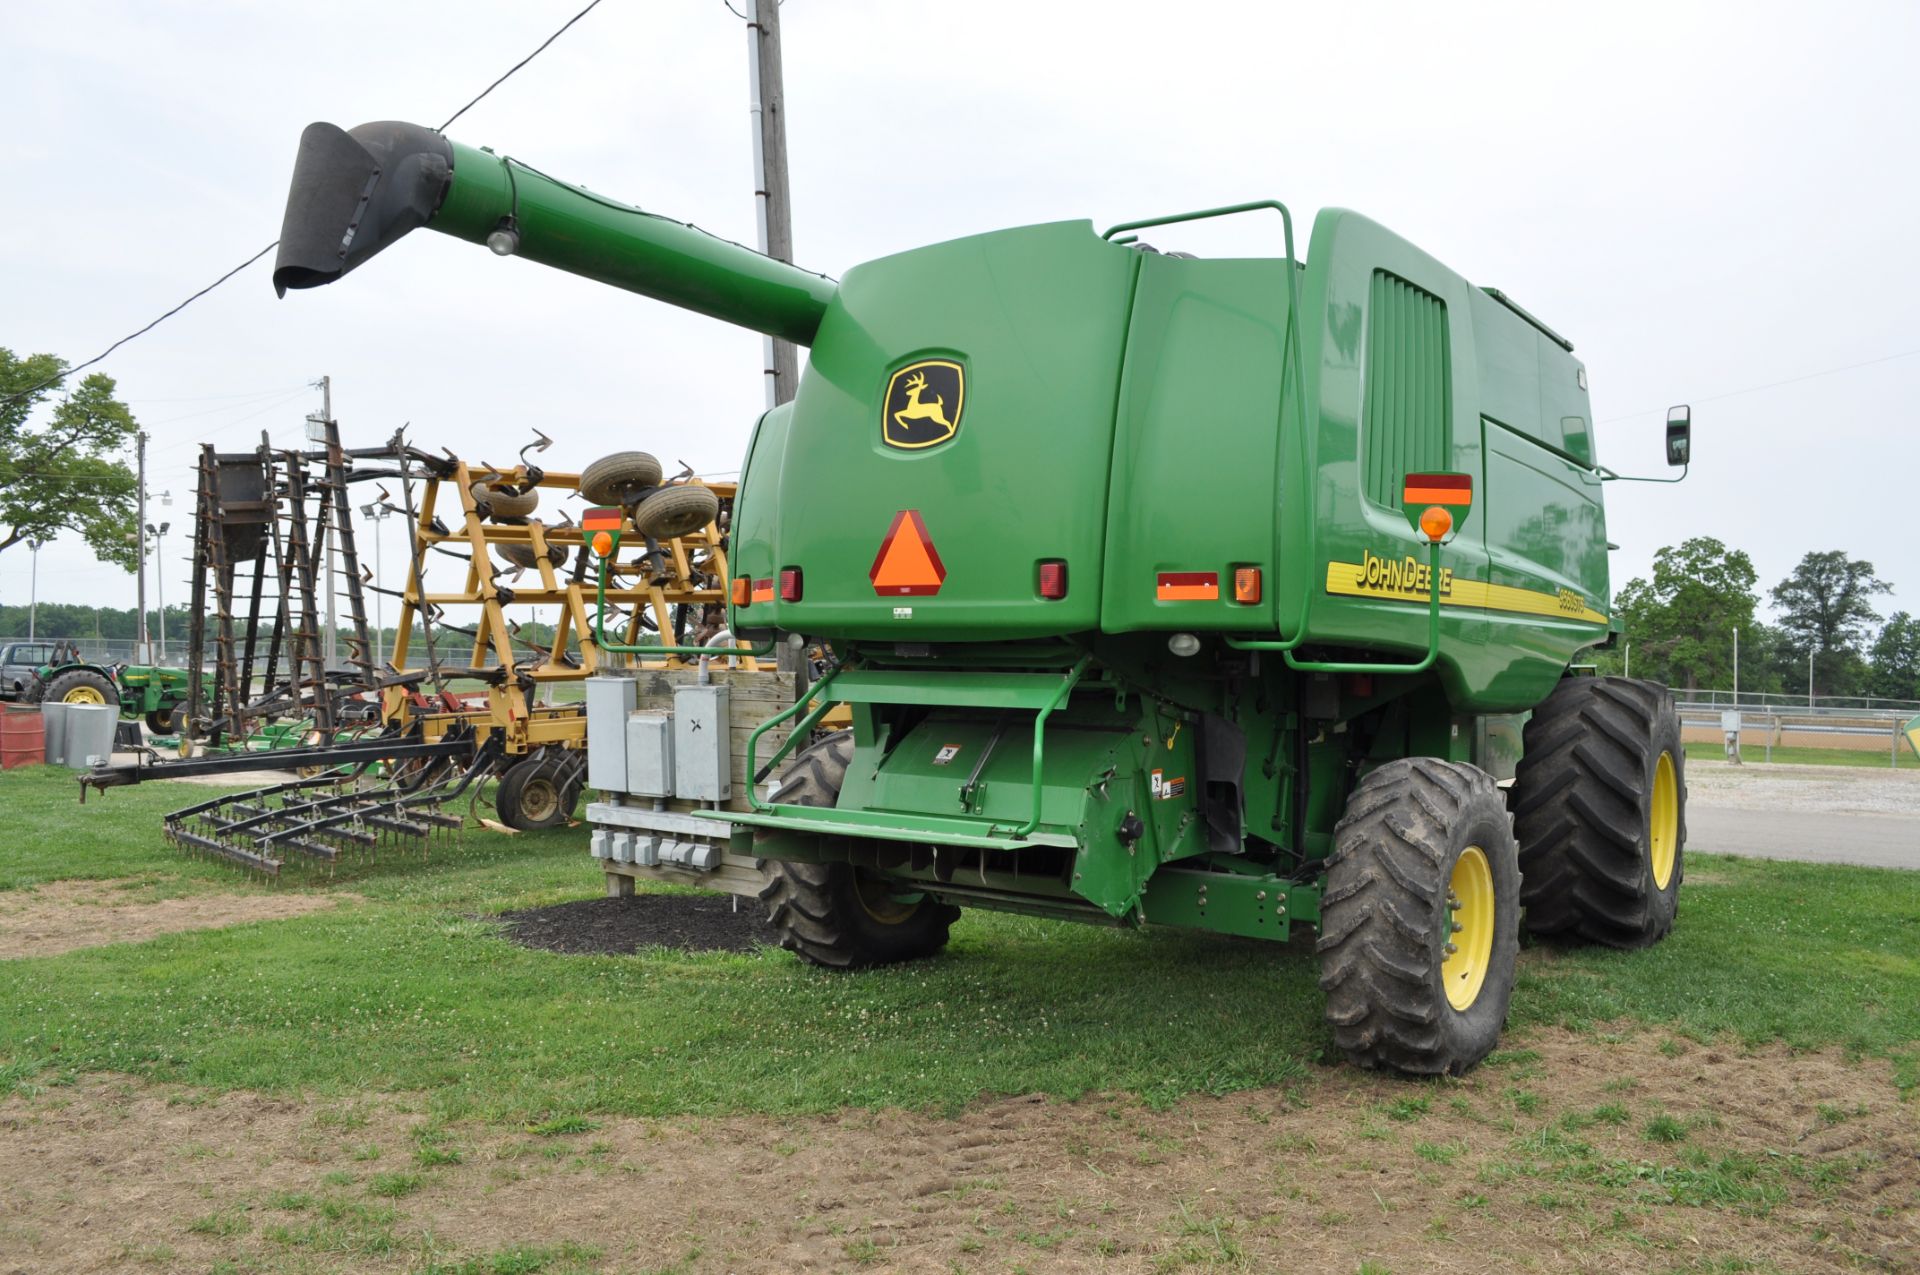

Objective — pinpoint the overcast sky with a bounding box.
[3,1,1916,632]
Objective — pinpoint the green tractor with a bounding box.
[273,121,1692,1073]
[25,641,208,735]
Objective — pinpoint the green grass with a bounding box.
[1683,741,1916,769]
[2,766,1918,1124]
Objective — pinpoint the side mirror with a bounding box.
[1665,405,1691,467]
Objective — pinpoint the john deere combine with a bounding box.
[273,120,1693,1073]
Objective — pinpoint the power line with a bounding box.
[439,0,607,132]
[0,242,279,411]
[1597,346,1920,423]
[2,3,613,414]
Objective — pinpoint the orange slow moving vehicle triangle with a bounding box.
[870,510,947,596]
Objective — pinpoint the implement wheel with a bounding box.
[579,451,663,507]
[144,709,176,735]
[495,757,573,831]
[1511,676,1686,949]
[631,484,720,540]
[44,668,118,708]
[470,480,538,519]
[1318,757,1520,1075]
[756,731,959,969]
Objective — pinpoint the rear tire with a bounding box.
[1317,757,1520,1076]
[1511,676,1685,949]
[579,451,663,507]
[145,710,175,735]
[631,484,720,540]
[757,731,959,969]
[43,669,118,708]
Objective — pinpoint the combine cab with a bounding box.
[271,121,1694,1072]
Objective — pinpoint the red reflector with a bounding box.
[731,577,750,606]
[1233,566,1262,604]
[1037,559,1067,600]
[779,567,803,602]
[751,578,775,604]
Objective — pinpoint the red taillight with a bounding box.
[1037,559,1067,600]
[731,576,751,606]
[779,567,803,602]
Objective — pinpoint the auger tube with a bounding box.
[272,120,836,346]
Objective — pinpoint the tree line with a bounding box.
[1600,539,1916,702]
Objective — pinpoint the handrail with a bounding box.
[1225,539,1443,675]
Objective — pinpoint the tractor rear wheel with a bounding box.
[757,730,960,969]
[1511,676,1685,949]
[631,484,720,540]
[145,709,176,735]
[1318,757,1520,1075]
[44,668,119,708]
[579,451,663,507]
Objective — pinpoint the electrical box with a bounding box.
[672,683,731,802]
[585,675,636,792]
[625,711,675,797]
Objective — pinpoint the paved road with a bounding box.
[1687,804,1917,870]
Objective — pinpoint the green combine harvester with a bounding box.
[274,121,1693,1074]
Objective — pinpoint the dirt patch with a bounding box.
[497,893,779,955]
[1,1030,1913,1273]
[1687,759,1920,816]
[0,880,341,959]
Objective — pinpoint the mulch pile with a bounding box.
[496,894,780,955]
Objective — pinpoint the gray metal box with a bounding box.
[672,683,731,802]
[585,675,637,793]
[625,712,675,797]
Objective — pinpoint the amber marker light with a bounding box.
[1233,567,1262,604]
[590,530,614,557]
[1419,505,1453,543]
[732,576,751,606]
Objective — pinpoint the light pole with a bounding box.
[360,501,393,668]
[146,521,171,663]
[28,539,44,640]
[1732,627,1739,706]
[1809,647,1816,709]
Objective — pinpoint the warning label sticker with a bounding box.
[933,744,962,766]
[1150,770,1187,800]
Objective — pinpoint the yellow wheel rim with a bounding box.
[1443,846,1496,1012]
[854,873,917,925]
[63,686,106,705]
[1650,750,1678,890]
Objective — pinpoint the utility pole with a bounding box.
[361,501,392,668]
[148,521,171,662]
[747,0,805,678]
[307,376,339,669]
[1809,647,1816,709]
[747,0,798,411]
[1732,627,1739,704]
[135,429,149,663]
[28,540,43,640]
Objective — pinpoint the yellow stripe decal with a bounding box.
[1325,554,1608,625]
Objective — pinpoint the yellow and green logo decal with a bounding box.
[1327,549,1607,624]
[882,359,964,450]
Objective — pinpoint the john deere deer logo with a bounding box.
[882,359,965,450]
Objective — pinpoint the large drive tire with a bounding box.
[579,451,663,507]
[1511,676,1685,949]
[1318,757,1521,1076]
[144,709,175,735]
[470,480,538,519]
[43,668,119,708]
[757,731,960,969]
[631,484,720,540]
[495,756,572,831]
